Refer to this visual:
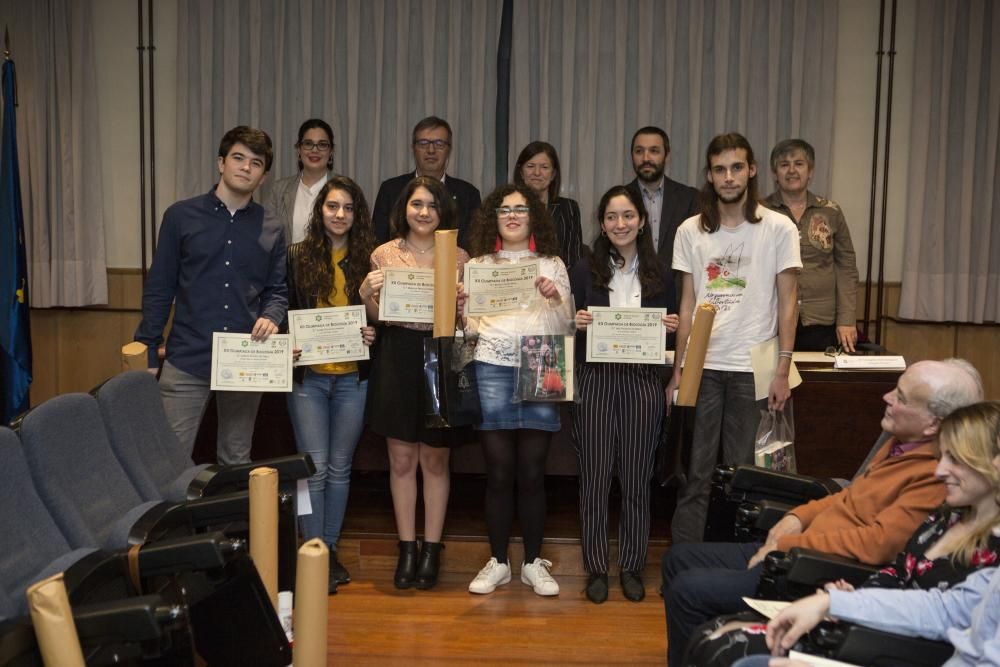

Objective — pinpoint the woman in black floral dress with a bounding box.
[682,400,1000,667]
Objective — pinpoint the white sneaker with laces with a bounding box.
[520,558,559,596]
[468,557,511,594]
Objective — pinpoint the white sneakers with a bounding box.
[520,558,559,596]
[469,557,511,594]
[469,557,560,596]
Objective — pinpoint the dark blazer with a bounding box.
[569,253,676,366]
[625,176,700,270]
[371,171,482,249]
[285,242,371,384]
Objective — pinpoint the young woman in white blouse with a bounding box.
[263,118,335,244]
[571,185,679,604]
[461,184,571,597]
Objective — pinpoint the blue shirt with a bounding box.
[829,566,1000,666]
[135,188,288,379]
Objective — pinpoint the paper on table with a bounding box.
[293,539,329,667]
[296,478,312,516]
[433,229,458,337]
[788,650,863,667]
[26,573,86,667]
[250,466,279,611]
[750,336,803,401]
[741,596,792,619]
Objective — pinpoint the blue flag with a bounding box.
[0,57,32,425]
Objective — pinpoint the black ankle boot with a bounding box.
[394,541,419,589]
[414,541,444,590]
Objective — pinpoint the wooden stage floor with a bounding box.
[324,472,675,664]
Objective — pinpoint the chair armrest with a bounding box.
[187,455,316,498]
[783,547,877,588]
[808,620,953,667]
[136,532,244,576]
[729,465,842,505]
[73,595,188,643]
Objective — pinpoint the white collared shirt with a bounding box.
[608,254,642,308]
[291,173,329,243]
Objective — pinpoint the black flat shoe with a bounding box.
[414,541,444,590]
[620,569,645,602]
[585,573,608,604]
[329,551,351,585]
[394,541,419,589]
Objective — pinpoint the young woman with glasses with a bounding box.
[263,118,336,244]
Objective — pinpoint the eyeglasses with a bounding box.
[413,139,451,151]
[824,346,843,357]
[299,140,332,152]
[496,205,530,218]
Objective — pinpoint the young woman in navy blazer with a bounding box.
[570,185,679,604]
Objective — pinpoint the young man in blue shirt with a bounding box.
[135,126,288,464]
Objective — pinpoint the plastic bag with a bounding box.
[423,330,481,428]
[513,294,576,402]
[754,401,796,473]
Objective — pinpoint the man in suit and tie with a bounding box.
[372,116,482,248]
[625,126,700,284]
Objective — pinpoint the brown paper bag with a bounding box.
[249,466,279,611]
[292,539,329,667]
[676,303,717,406]
[121,341,149,371]
[433,229,458,337]
[26,573,86,667]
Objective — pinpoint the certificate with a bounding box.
[463,259,540,315]
[378,267,435,324]
[210,332,293,392]
[288,306,369,366]
[585,307,666,364]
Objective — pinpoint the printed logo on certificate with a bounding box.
[585,307,667,364]
[210,332,293,392]
[378,267,435,324]
[289,306,369,366]
[463,259,540,315]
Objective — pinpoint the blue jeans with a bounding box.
[671,369,763,543]
[287,369,368,548]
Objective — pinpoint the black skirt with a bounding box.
[366,325,467,447]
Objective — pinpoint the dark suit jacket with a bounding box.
[625,176,700,312]
[372,171,482,249]
[569,254,676,367]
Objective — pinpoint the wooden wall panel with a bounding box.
[957,326,1000,400]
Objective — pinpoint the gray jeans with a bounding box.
[670,369,763,543]
[158,360,262,465]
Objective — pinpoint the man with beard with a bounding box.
[764,139,860,352]
[666,133,801,545]
[135,126,287,464]
[625,126,700,278]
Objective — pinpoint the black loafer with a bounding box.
[329,551,351,585]
[585,573,608,604]
[620,570,645,602]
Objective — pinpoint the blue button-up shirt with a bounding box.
[135,188,288,379]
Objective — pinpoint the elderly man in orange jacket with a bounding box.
[661,358,984,667]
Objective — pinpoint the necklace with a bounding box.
[405,238,434,254]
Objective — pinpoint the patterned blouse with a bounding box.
[369,238,469,332]
[864,506,1000,591]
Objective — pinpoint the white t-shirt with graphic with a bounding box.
[673,205,802,373]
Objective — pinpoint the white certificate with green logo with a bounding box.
[210,332,293,391]
[585,307,667,364]
[378,267,435,324]
[288,306,369,366]
[463,259,540,315]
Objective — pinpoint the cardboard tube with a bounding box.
[121,341,148,371]
[433,229,458,337]
[292,539,329,667]
[26,573,86,667]
[676,302,718,406]
[249,466,279,611]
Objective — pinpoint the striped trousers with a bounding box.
[572,362,664,574]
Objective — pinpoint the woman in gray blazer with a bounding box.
[263,118,335,244]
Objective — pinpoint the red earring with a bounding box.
[495,235,503,252]
[529,235,537,252]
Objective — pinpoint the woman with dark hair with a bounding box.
[263,118,336,244]
[286,176,376,594]
[513,141,584,268]
[359,176,468,591]
[570,185,679,604]
[461,183,571,597]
